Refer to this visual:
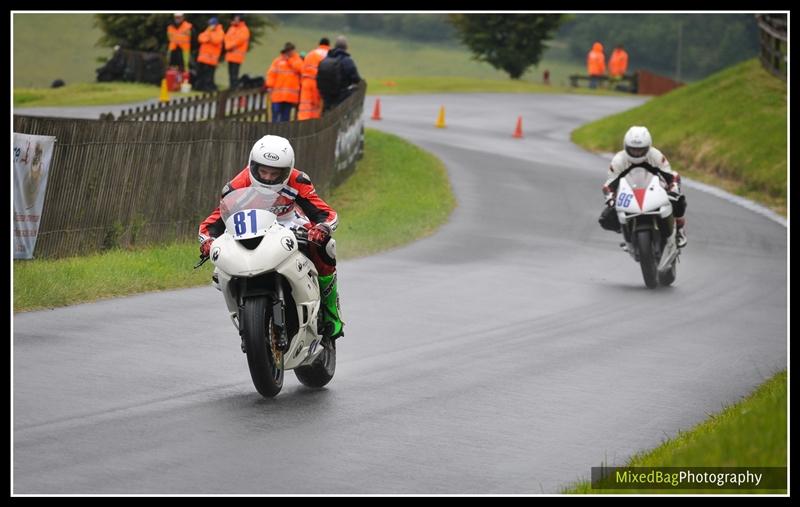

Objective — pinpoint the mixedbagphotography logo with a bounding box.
[591,467,787,490]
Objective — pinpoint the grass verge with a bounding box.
[572,59,787,216]
[327,126,455,258]
[14,76,625,109]
[13,129,455,312]
[366,76,627,96]
[563,370,787,494]
[13,82,187,108]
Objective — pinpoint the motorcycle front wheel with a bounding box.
[636,229,659,289]
[242,296,284,397]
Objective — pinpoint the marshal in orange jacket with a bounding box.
[586,42,606,76]
[168,20,193,52]
[609,47,629,78]
[224,20,250,64]
[197,24,225,66]
[298,44,330,120]
[266,52,303,104]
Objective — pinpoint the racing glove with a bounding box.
[199,236,214,258]
[308,223,332,245]
[667,179,684,201]
[602,185,615,207]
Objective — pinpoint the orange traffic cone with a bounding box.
[512,116,523,138]
[371,98,382,120]
[435,105,446,128]
[159,78,169,103]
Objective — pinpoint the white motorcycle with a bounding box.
[614,166,680,289]
[196,187,335,397]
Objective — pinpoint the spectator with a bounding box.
[195,17,224,92]
[608,44,629,87]
[586,41,606,89]
[318,35,362,113]
[167,13,194,72]
[266,42,303,122]
[297,37,331,121]
[224,14,250,90]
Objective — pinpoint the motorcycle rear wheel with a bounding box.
[243,296,284,397]
[658,260,677,286]
[294,338,336,388]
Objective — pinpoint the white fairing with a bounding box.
[616,168,672,224]
[210,187,325,370]
[212,222,294,278]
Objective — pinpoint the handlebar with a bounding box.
[193,227,318,270]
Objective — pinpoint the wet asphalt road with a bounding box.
[13,94,787,494]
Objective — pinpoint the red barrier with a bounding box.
[636,70,684,96]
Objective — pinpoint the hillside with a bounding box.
[572,59,787,214]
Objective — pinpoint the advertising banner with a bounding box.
[14,133,56,259]
[334,101,365,174]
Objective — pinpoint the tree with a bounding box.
[94,13,274,53]
[448,14,563,79]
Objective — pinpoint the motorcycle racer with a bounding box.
[599,126,688,248]
[199,135,344,340]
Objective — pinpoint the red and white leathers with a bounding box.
[199,166,338,275]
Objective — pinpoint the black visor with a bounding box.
[250,161,290,186]
[625,145,649,158]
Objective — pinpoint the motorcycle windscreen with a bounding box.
[220,187,292,239]
[624,167,654,189]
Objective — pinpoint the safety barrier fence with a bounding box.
[756,14,787,81]
[569,70,685,96]
[110,86,276,122]
[13,81,366,259]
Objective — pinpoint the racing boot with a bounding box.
[676,217,688,248]
[318,273,344,340]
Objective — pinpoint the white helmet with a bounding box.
[248,135,295,191]
[623,126,652,164]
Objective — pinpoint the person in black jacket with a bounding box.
[319,35,362,112]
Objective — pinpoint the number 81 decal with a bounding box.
[232,210,258,235]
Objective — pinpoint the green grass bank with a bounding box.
[563,370,787,494]
[572,59,787,215]
[13,129,455,312]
